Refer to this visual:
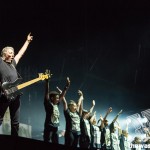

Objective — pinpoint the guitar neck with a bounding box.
[17,77,42,90]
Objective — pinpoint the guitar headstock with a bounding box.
[45,69,52,79]
[38,69,52,80]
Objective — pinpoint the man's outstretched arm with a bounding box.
[15,32,33,64]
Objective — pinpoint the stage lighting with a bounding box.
[126,118,131,124]
[142,116,148,123]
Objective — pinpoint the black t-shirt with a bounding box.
[64,109,81,133]
[0,57,18,83]
[44,98,60,128]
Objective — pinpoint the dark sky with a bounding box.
[1,0,150,137]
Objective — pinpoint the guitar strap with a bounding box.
[11,64,22,79]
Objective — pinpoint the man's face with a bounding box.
[4,48,14,62]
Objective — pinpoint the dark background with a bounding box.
[0,0,150,140]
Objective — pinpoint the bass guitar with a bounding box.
[1,71,51,101]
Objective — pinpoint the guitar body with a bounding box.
[1,78,23,101]
[0,71,51,101]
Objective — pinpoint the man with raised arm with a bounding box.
[0,33,33,136]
